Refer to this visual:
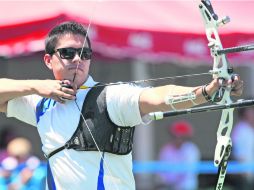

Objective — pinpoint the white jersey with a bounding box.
[7,76,147,190]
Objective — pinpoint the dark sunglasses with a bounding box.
[54,47,92,60]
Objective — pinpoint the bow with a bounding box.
[149,1,250,189]
[199,1,233,189]
[148,0,233,188]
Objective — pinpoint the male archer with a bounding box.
[0,21,243,190]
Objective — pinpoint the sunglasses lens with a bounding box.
[59,48,76,59]
[80,48,92,60]
[57,48,92,60]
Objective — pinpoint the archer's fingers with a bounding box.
[225,74,240,85]
[231,78,243,89]
[231,90,243,96]
[60,86,77,96]
[52,96,65,104]
[61,80,78,91]
[231,80,244,96]
[59,80,77,99]
[57,90,76,101]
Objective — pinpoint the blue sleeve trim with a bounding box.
[36,98,55,123]
[47,161,56,190]
[97,152,105,190]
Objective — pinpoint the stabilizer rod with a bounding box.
[149,99,254,120]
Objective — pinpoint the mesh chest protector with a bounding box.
[45,85,135,159]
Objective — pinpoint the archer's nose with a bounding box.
[72,53,82,63]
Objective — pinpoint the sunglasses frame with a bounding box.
[54,47,92,60]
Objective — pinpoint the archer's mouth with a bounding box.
[68,67,84,72]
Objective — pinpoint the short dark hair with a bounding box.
[45,21,91,54]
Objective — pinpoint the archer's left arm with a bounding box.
[139,76,243,116]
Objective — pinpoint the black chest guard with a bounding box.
[46,85,135,159]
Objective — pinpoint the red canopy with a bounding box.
[1,1,254,64]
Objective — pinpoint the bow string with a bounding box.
[72,1,121,190]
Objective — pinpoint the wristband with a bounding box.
[202,84,212,102]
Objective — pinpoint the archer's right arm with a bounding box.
[0,78,77,113]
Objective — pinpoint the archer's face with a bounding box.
[44,33,91,87]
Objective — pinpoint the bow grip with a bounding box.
[212,78,225,102]
[212,68,235,102]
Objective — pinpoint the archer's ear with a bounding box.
[44,54,53,70]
